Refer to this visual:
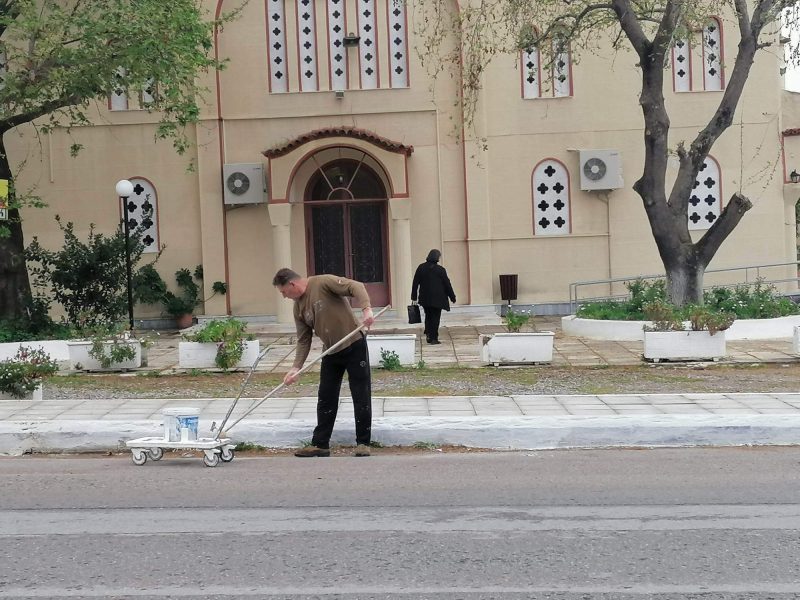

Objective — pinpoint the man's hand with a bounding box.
[283,367,300,386]
[362,306,375,329]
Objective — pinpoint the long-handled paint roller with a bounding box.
[212,305,391,439]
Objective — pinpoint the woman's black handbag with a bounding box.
[407,303,421,324]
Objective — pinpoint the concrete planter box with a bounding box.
[480,332,555,365]
[643,330,726,362]
[67,340,142,371]
[0,341,70,369]
[794,326,800,354]
[564,314,800,341]
[367,334,416,367]
[0,383,43,400]
[178,340,260,369]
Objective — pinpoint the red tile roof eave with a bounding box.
[783,128,800,137]
[262,126,414,158]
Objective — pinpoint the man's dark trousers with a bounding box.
[312,336,371,449]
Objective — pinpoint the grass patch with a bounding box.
[234,441,266,451]
[412,441,440,450]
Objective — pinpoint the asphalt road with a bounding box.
[2,447,800,599]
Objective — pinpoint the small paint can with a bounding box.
[162,407,200,442]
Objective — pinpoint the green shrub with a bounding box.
[0,347,59,398]
[642,299,684,332]
[379,349,402,370]
[26,216,149,327]
[686,305,735,335]
[503,308,532,332]
[184,318,252,370]
[703,279,799,319]
[579,277,800,322]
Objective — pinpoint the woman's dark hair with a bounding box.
[426,249,441,263]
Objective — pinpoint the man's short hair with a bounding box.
[273,268,301,287]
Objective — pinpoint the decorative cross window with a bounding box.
[522,37,572,99]
[688,156,722,231]
[327,0,347,90]
[357,0,378,89]
[109,67,129,111]
[296,0,319,92]
[672,17,724,93]
[388,0,408,88]
[267,0,408,93]
[125,178,160,253]
[532,159,571,235]
[267,0,289,92]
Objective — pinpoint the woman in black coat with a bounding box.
[411,249,456,344]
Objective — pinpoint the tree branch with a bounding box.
[0,94,82,132]
[696,193,753,266]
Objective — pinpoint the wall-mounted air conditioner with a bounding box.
[578,149,624,191]
[223,163,267,205]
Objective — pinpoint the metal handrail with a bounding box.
[568,260,800,312]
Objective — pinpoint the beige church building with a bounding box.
[10,0,800,323]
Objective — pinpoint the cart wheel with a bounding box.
[147,448,164,461]
[131,450,148,466]
[203,452,220,467]
[220,447,235,462]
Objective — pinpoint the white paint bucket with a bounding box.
[162,407,199,442]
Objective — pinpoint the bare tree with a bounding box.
[414,0,796,306]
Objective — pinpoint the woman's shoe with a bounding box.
[429,339,441,345]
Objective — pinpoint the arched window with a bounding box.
[532,159,571,235]
[125,178,160,253]
[688,156,722,230]
[672,17,724,92]
[522,36,572,99]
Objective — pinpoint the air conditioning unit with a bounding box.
[223,163,267,205]
[578,150,624,191]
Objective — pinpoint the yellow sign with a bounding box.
[0,179,7,220]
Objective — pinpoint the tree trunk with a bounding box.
[0,134,32,320]
[664,248,704,306]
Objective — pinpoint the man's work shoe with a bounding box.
[294,446,330,457]
[354,444,371,457]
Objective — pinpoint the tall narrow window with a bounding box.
[126,178,160,253]
[388,0,408,88]
[327,0,348,90]
[109,67,128,111]
[521,46,541,99]
[702,18,723,91]
[688,156,722,230]
[552,38,571,97]
[296,0,319,91]
[357,0,379,89]
[267,0,288,93]
[532,159,571,235]
[672,18,724,92]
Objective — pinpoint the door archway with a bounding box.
[304,156,390,306]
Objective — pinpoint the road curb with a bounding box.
[2,414,800,455]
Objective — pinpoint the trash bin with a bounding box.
[162,407,199,442]
[499,274,518,304]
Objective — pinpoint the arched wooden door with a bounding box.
[305,157,390,306]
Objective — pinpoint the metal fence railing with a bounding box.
[568,261,800,313]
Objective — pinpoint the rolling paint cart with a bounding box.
[126,306,390,466]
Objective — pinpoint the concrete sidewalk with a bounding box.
[3,312,800,456]
[3,392,800,455]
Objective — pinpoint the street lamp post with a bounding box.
[115,179,135,331]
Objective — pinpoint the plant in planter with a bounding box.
[67,321,143,371]
[180,318,258,370]
[642,301,734,362]
[163,267,202,328]
[480,308,554,365]
[0,347,59,399]
[503,308,533,332]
